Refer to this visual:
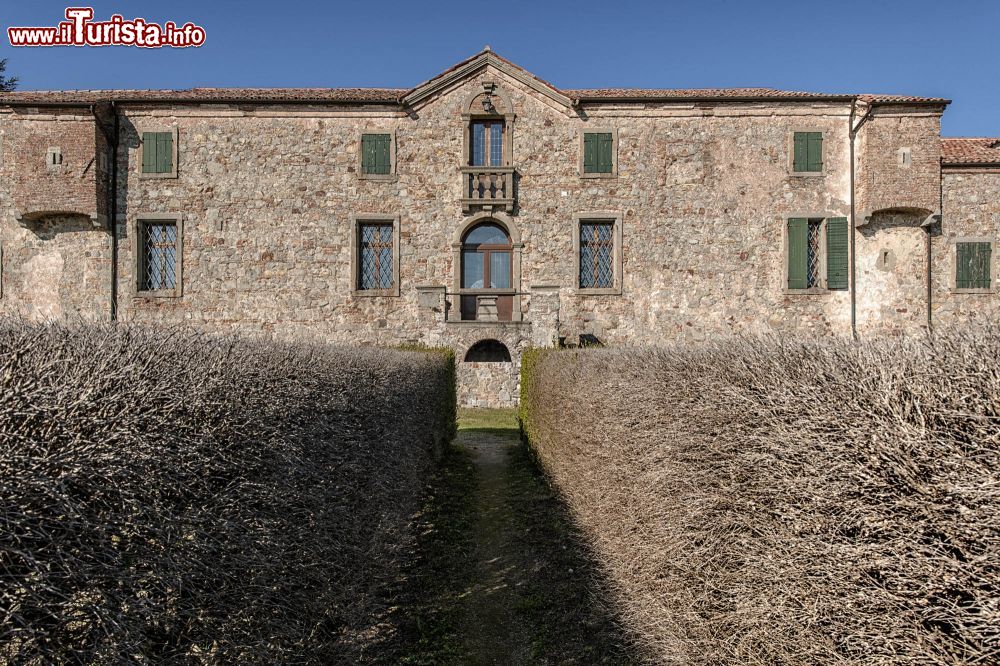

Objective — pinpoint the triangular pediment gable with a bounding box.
[401,48,573,109]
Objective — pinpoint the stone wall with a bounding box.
[0,63,984,407]
[936,169,1000,326]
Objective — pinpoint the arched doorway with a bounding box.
[460,222,513,321]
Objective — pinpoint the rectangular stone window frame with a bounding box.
[350,213,401,297]
[137,126,179,179]
[578,128,619,179]
[572,211,623,295]
[782,214,840,295]
[788,128,826,178]
[357,129,398,182]
[133,213,183,298]
[951,236,996,295]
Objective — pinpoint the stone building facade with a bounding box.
[1,50,997,406]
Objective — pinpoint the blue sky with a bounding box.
[2,0,998,136]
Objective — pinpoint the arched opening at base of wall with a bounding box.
[464,339,511,363]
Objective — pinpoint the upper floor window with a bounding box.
[786,217,848,292]
[954,240,993,293]
[136,215,182,296]
[471,121,504,167]
[360,132,395,179]
[139,128,178,178]
[579,129,618,178]
[792,131,823,174]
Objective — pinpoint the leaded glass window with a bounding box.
[471,121,504,167]
[359,222,393,290]
[139,221,178,291]
[579,222,614,289]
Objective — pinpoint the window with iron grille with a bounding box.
[786,217,848,291]
[138,220,179,293]
[579,222,615,288]
[956,241,992,290]
[358,222,394,290]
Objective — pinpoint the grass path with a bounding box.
[393,408,635,664]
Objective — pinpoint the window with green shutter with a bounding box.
[361,133,392,175]
[956,241,992,290]
[793,131,823,173]
[583,132,614,174]
[142,131,174,174]
[787,217,829,290]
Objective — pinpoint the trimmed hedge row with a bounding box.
[0,321,455,663]
[522,331,1000,664]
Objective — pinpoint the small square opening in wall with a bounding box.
[46,147,62,168]
[898,147,912,167]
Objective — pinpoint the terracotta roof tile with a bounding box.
[0,87,406,105]
[942,138,1000,165]
[0,49,950,107]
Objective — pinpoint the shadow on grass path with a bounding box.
[393,408,636,665]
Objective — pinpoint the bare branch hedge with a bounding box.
[0,320,455,664]
[522,330,999,664]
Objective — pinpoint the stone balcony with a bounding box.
[461,166,515,213]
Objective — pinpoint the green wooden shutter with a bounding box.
[826,217,848,290]
[156,132,173,173]
[374,134,390,174]
[787,218,808,289]
[597,133,613,173]
[142,132,156,172]
[807,132,823,172]
[957,242,992,289]
[361,134,373,174]
[793,132,807,172]
[583,133,597,173]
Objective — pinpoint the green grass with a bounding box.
[457,408,518,434]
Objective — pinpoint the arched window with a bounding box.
[461,223,512,290]
[464,339,512,363]
[460,222,513,321]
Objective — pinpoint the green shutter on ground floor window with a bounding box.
[826,217,848,290]
[787,218,808,289]
[956,242,992,289]
[583,133,598,173]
